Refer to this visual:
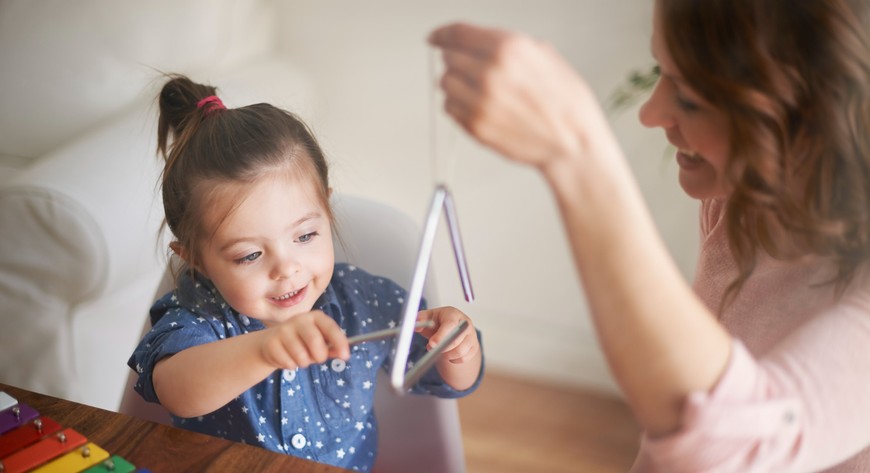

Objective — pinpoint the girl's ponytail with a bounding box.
[156,74,219,162]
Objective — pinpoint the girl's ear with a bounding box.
[169,242,208,277]
[169,241,189,262]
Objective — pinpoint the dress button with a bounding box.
[283,369,296,382]
[331,359,346,373]
[291,433,306,449]
[239,314,250,326]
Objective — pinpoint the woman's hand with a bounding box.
[415,306,479,364]
[428,22,604,171]
[259,310,350,370]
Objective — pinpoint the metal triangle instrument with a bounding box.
[389,183,474,393]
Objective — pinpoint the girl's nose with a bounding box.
[270,254,299,281]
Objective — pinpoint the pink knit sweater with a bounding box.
[631,198,870,472]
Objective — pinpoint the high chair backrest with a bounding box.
[117,194,467,473]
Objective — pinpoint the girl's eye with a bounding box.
[297,232,318,244]
[235,251,262,265]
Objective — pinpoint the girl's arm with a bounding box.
[416,306,483,391]
[153,310,349,418]
[429,22,732,436]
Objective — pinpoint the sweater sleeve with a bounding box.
[634,292,870,472]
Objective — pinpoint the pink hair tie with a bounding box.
[196,95,225,116]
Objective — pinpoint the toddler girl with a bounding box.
[128,75,483,472]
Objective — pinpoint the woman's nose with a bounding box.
[638,80,674,130]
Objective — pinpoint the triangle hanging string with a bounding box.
[430,46,458,189]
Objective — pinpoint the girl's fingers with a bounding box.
[282,333,313,368]
[314,312,350,360]
[444,338,478,364]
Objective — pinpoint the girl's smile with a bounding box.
[269,286,307,307]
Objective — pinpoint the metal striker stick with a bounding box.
[389,184,475,393]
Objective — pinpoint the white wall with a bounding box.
[273,0,700,394]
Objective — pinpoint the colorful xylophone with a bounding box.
[0,391,147,473]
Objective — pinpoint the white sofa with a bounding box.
[0,0,316,411]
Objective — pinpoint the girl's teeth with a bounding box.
[275,289,300,301]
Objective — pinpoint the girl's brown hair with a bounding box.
[660,0,870,305]
[156,74,333,273]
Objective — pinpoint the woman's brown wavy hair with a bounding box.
[660,0,870,304]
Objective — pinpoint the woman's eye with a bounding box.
[676,95,700,112]
[297,232,318,243]
[235,251,262,265]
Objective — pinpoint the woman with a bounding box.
[429,0,870,471]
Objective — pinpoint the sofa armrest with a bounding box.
[0,105,165,399]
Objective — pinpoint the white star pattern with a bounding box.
[336,379,345,387]
[337,448,346,459]
[362,381,372,390]
[259,416,266,424]
[257,433,265,442]
[355,422,364,431]
[281,417,289,425]
[316,441,323,449]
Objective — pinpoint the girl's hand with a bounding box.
[415,306,479,364]
[259,310,350,370]
[428,22,603,171]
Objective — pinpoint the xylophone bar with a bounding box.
[0,391,145,472]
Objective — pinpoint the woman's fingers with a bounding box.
[429,22,508,58]
[430,21,598,169]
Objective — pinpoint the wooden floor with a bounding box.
[458,371,641,473]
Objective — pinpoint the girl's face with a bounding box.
[638,1,731,200]
[193,170,334,326]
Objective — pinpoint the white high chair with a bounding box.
[118,193,467,473]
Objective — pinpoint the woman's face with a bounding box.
[638,1,731,200]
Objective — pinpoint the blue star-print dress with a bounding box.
[128,263,483,472]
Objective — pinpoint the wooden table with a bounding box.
[0,383,350,472]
